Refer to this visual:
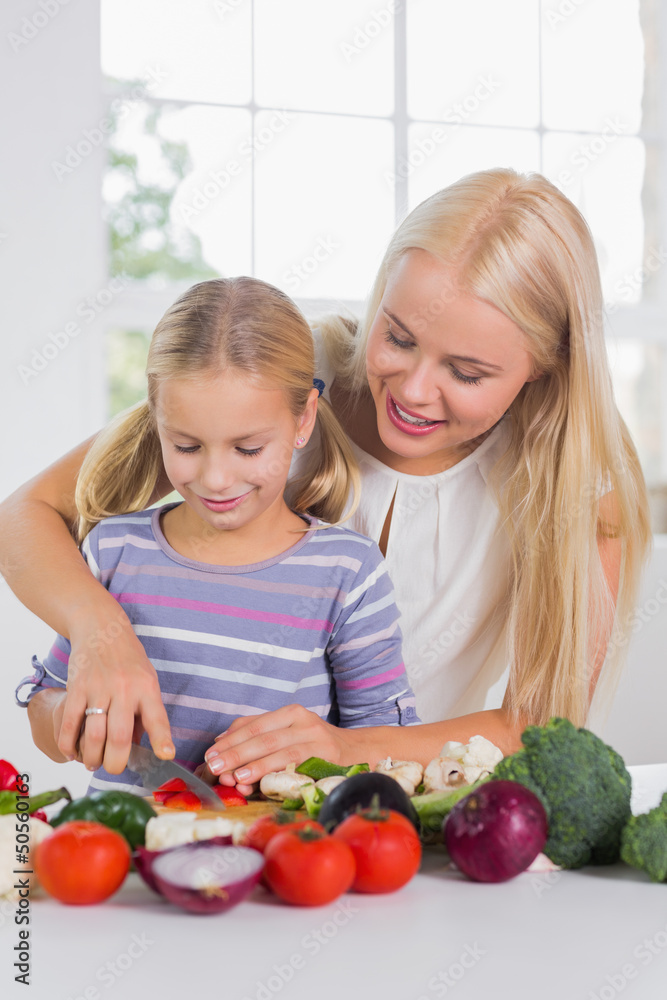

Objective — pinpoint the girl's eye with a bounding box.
[450,366,482,386]
[237,446,263,457]
[384,329,413,351]
[174,444,199,454]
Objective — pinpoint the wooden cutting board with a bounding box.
[154,798,304,827]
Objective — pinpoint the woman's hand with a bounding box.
[203,704,363,793]
[56,611,174,774]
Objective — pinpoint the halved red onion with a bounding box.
[134,836,233,896]
[151,842,265,914]
[444,780,548,883]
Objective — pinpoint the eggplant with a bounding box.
[317,772,419,832]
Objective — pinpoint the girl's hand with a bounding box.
[56,612,175,774]
[203,704,362,793]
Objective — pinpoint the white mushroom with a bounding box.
[374,757,424,797]
[314,776,347,795]
[424,735,504,791]
[259,770,315,802]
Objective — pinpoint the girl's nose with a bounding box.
[199,456,236,495]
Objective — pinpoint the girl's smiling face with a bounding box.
[365,249,541,471]
[155,371,316,544]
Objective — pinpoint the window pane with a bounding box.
[407,0,540,128]
[101,0,252,106]
[407,124,541,211]
[607,338,663,488]
[106,102,252,284]
[541,0,644,133]
[254,113,395,300]
[543,133,645,306]
[255,0,393,117]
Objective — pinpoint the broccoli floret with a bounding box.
[493,717,632,869]
[620,792,667,882]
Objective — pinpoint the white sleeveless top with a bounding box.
[289,334,513,724]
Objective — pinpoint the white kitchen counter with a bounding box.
[3,765,667,1000]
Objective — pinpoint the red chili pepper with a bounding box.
[213,785,248,807]
[31,810,49,823]
[0,760,20,792]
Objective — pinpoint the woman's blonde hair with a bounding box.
[317,167,652,728]
[76,277,360,541]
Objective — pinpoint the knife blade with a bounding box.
[127,744,226,811]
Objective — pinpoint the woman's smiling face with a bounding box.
[365,249,540,470]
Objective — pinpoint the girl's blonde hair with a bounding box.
[76,277,360,541]
[317,168,652,728]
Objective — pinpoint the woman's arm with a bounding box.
[0,437,175,772]
[204,704,526,790]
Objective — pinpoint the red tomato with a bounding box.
[243,813,324,855]
[332,806,422,893]
[264,825,355,906]
[34,821,130,905]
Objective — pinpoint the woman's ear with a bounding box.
[295,387,319,446]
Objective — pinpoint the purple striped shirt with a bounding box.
[17,503,419,793]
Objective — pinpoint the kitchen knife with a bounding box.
[127,743,226,811]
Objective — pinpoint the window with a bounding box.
[100,0,667,524]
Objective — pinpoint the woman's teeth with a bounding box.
[395,401,437,425]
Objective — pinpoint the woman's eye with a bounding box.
[450,366,482,386]
[174,444,199,454]
[237,446,263,457]
[384,329,413,351]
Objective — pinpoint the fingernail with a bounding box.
[65,755,75,762]
[235,768,251,781]
[208,759,223,774]
[162,745,175,757]
[205,750,219,762]
[86,765,96,772]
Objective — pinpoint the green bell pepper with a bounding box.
[52,790,156,850]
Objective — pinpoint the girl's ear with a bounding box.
[525,367,544,384]
[295,387,319,447]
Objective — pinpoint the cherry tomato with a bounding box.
[34,821,130,905]
[332,805,422,893]
[264,825,355,906]
[243,812,324,855]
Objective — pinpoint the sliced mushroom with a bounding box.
[259,770,315,802]
[422,756,467,793]
[374,757,424,797]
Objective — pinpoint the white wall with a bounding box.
[0,0,105,799]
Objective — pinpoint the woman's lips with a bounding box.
[385,390,446,436]
[198,491,251,512]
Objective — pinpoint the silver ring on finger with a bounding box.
[84,707,108,716]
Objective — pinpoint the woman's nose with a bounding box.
[399,359,439,405]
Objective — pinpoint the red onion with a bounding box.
[444,780,548,883]
[133,835,233,895]
[151,842,264,914]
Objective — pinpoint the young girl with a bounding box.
[17,277,419,793]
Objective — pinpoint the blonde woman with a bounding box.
[16,276,420,793]
[3,169,650,794]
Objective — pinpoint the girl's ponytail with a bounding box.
[290,396,361,525]
[75,400,164,543]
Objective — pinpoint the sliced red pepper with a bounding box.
[153,777,188,804]
[213,785,248,807]
[0,760,21,792]
[163,790,202,811]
